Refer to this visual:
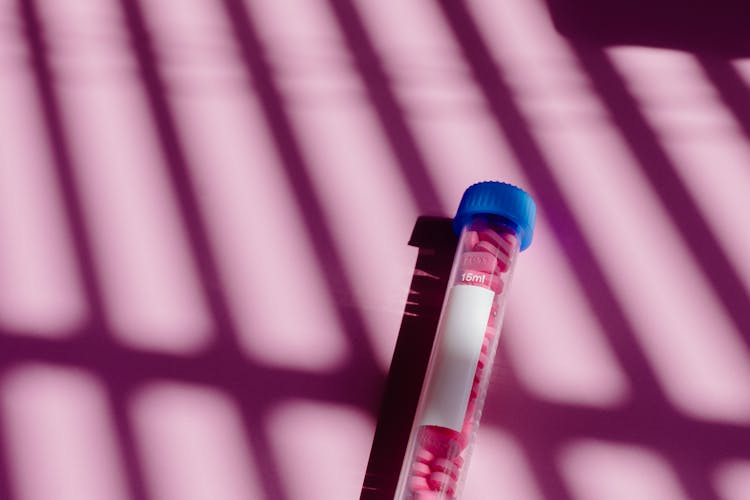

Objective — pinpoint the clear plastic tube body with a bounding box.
[394,215,521,500]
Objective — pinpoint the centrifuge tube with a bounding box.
[394,181,536,500]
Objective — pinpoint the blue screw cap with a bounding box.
[453,181,537,251]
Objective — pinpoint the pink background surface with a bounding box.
[1,0,750,499]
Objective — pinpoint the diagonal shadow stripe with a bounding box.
[324,0,444,215]
[16,1,153,499]
[217,0,381,375]
[697,57,750,158]
[569,44,750,350]
[117,0,243,355]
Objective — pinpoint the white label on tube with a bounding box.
[420,284,494,431]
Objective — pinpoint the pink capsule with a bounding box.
[427,471,457,496]
[474,240,497,255]
[418,426,464,459]
[409,476,432,492]
[461,415,475,442]
[463,230,480,251]
[412,461,431,477]
[416,449,435,464]
[432,458,459,480]
[478,228,515,256]
[474,241,510,272]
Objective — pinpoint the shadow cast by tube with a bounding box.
[360,216,456,500]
